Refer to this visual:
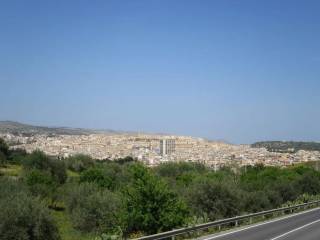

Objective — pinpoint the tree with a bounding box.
[80,167,113,189]
[0,151,6,166]
[297,171,320,195]
[115,156,136,165]
[64,154,95,172]
[155,162,207,179]
[0,138,9,166]
[0,138,9,156]
[79,163,129,190]
[0,178,60,240]
[7,148,27,164]
[48,158,67,184]
[23,150,52,170]
[187,178,240,221]
[24,169,57,200]
[123,164,188,235]
[25,169,54,186]
[23,150,67,184]
[64,183,123,234]
[242,191,271,213]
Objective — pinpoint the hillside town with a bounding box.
[1,132,320,168]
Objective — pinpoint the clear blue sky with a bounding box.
[1,0,320,143]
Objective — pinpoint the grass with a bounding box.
[51,210,96,240]
[67,170,80,177]
[0,164,22,176]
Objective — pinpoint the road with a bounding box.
[200,207,320,240]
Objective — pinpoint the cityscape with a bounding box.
[1,0,320,239]
[1,128,320,168]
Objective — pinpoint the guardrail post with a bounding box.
[235,220,238,227]
[171,236,175,240]
[249,217,252,224]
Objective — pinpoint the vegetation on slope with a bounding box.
[1,137,320,239]
[252,141,320,153]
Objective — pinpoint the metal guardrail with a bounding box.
[134,200,320,240]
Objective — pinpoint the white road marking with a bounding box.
[269,219,320,240]
[202,207,320,240]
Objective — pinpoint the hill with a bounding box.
[0,121,119,136]
[252,141,320,153]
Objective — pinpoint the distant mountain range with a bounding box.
[0,121,121,136]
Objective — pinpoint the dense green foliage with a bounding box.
[0,178,60,240]
[64,183,123,234]
[1,137,320,239]
[0,138,9,156]
[123,164,188,235]
[64,154,95,172]
[0,138,9,166]
[23,150,67,184]
[252,141,320,153]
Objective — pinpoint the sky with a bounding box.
[1,0,320,144]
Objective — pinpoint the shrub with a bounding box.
[0,151,6,166]
[64,154,95,172]
[123,164,188,235]
[0,178,60,240]
[0,138,9,156]
[187,178,240,220]
[7,148,27,164]
[297,171,320,195]
[23,150,67,184]
[24,169,56,200]
[114,156,136,165]
[64,183,123,234]
[242,191,271,213]
[79,163,127,190]
[80,167,112,188]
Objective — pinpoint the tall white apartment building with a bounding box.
[160,139,175,156]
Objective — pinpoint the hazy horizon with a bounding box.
[1,0,320,144]
[1,119,319,145]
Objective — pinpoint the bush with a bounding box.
[80,167,113,189]
[155,162,207,179]
[187,178,240,220]
[297,171,320,195]
[0,178,60,240]
[0,138,9,156]
[64,183,123,234]
[26,169,54,186]
[0,151,6,166]
[65,154,95,172]
[123,164,188,235]
[7,148,27,164]
[242,191,271,213]
[79,163,128,190]
[24,169,56,199]
[23,150,51,170]
[23,150,67,184]
[114,156,136,165]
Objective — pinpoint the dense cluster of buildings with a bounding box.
[1,132,320,168]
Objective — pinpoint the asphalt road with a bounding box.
[200,208,320,240]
